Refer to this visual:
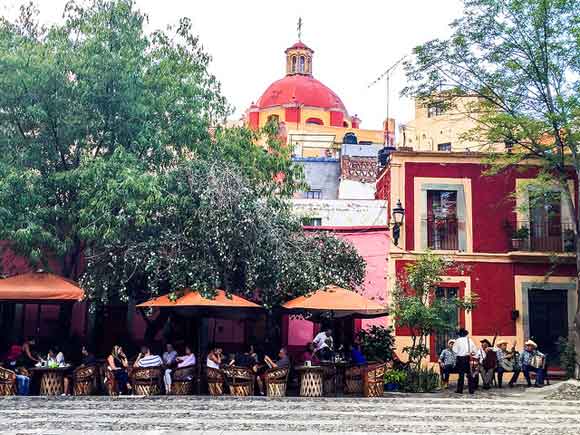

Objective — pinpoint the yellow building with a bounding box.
[247,39,387,156]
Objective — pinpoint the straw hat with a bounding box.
[496,339,509,346]
[525,339,538,348]
[447,339,455,345]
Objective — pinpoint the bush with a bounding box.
[384,369,407,385]
[357,325,395,362]
[557,337,577,379]
[400,367,439,393]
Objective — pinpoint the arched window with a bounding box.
[291,56,297,73]
[343,121,349,128]
[298,56,305,73]
[305,117,323,125]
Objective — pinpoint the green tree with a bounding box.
[403,0,580,367]
[392,252,476,369]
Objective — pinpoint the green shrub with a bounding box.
[357,325,395,362]
[384,369,407,385]
[557,337,577,379]
[400,367,439,393]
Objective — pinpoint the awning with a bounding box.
[0,272,85,302]
[282,284,388,319]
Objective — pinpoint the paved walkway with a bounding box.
[2,386,580,435]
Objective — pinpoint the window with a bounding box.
[437,142,452,152]
[427,190,458,250]
[298,56,305,73]
[302,217,322,226]
[291,56,297,73]
[427,102,445,118]
[529,191,563,251]
[434,287,459,357]
[306,190,322,199]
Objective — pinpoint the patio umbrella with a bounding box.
[137,288,263,394]
[0,271,84,302]
[282,285,388,319]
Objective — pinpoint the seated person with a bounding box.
[206,344,223,369]
[134,345,163,368]
[4,342,22,368]
[232,345,259,370]
[264,347,290,369]
[19,337,40,368]
[438,339,457,388]
[162,343,177,368]
[46,346,66,367]
[313,328,333,361]
[350,344,367,366]
[164,345,196,394]
[15,368,30,396]
[107,345,131,394]
[518,340,546,387]
[80,345,96,366]
[495,340,519,388]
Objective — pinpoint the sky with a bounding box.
[3,0,464,129]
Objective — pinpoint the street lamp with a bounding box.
[391,200,405,246]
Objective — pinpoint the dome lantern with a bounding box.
[285,41,313,76]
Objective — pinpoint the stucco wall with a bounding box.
[292,199,387,226]
[294,158,340,200]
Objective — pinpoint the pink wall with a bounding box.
[287,228,390,349]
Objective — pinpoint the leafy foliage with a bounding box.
[391,251,477,369]
[557,336,578,379]
[357,325,395,363]
[400,366,440,393]
[384,369,407,385]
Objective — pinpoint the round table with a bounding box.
[295,365,324,397]
[30,367,71,396]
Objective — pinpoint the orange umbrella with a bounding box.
[0,271,84,302]
[137,289,261,309]
[282,285,388,319]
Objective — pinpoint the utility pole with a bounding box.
[368,56,406,146]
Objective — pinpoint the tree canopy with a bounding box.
[0,0,364,311]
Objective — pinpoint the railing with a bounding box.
[513,221,576,253]
[425,217,460,250]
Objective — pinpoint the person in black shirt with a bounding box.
[80,345,96,366]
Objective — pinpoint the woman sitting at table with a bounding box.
[206,344,223,369]
[107,345,131,394]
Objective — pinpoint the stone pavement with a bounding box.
[1,385,580,435]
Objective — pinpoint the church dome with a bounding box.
[256,75,347,113]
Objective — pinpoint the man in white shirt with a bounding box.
[313,328,333,360]
[452,328,477,394]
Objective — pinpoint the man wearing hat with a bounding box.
[476,339,497,389]
[438,339,457,389]
[495,340,519,388]
[517,340,546,387]
[452,328,477,394]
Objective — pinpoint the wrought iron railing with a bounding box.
[425,217,460,250]
[513,221,576,252]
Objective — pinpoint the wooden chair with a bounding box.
[73,365,97,396]
[264,367,289,397]
[0,367,17,396]
[321,363,337,396]
[363,363,386,397]
[207,367,225,396]
[344,365,364,395]
[172,364,196,395]
[131,367,162,396]
[222,366,255,396]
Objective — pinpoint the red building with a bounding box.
[376,150,577,363]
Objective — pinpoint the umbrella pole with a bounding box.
[196,316,202,395]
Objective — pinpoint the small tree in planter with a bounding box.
[511,227,530,251]
[391,251,477,372]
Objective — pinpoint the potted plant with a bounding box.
[384,369,407,392]
[511,226,529,250]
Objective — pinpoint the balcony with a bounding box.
[511,221,576,253]
[425,217,460,250]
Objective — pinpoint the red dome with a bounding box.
[256,75,347,112]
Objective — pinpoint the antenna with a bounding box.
[368,55,406,146]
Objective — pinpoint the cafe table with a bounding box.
[29,366,71,396]
[294,365,324,397]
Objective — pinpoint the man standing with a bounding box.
[313,327,333,361]
[452,328,477,394]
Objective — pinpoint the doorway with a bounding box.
[528,289,568,364]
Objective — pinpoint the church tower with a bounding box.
[285,42,313,76]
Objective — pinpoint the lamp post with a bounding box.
[391,200,405,246]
